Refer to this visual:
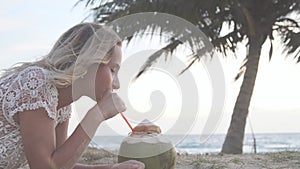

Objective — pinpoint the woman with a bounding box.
[0,23,145,169]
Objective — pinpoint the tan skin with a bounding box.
[17,45,145,169]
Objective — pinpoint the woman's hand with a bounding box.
[94,91,126,120]
[111,160,145,169]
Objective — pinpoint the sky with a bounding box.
[1,0,300,137]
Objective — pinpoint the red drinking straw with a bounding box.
[120,112,133,131]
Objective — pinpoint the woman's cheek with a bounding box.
[95,68,113,96]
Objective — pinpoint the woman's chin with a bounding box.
[95,95,103,102]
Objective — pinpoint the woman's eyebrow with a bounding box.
[111,63,120,68]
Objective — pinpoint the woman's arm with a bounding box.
[56,119,69,148]
[19,106,104,169]
[19,92,143,169]
[56,120,111,169]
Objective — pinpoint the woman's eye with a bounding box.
[111,68,117,73]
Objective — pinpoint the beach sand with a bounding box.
[79,147,300,169]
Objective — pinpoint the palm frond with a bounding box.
[133,38,183,80]
[275,15,300,61]
[77,0,300,75]
[269,40,273,61]
[234,58,247,81]
[177,56,199,76]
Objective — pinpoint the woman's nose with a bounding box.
[112,76,120,89]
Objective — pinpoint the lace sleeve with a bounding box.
[2,66,58,125]
[57,105,72,124]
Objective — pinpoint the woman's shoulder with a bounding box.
[10,65,54,90]
[16,65,57,87]
[0,66,51,92]
[1,65,59,125]
[19,66,49,78]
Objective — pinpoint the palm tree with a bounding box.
[79,0,300,154]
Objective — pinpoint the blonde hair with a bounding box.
[1,23,122,87]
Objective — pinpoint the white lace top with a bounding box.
[0,66,71,169]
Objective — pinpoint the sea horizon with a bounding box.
[90,132,300,154]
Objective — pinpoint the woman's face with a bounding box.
[82,45,122,101]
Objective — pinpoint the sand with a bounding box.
[79,147,300,169]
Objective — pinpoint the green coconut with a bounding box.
[118,119,177,169]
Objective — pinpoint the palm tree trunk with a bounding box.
[221,35,265,154]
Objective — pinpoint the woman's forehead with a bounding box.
[108,46,122,65]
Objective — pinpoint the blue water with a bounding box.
[91,133,300,154]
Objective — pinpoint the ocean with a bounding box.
[91,133,300,154]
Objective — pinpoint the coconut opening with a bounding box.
[131,119,162,135]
